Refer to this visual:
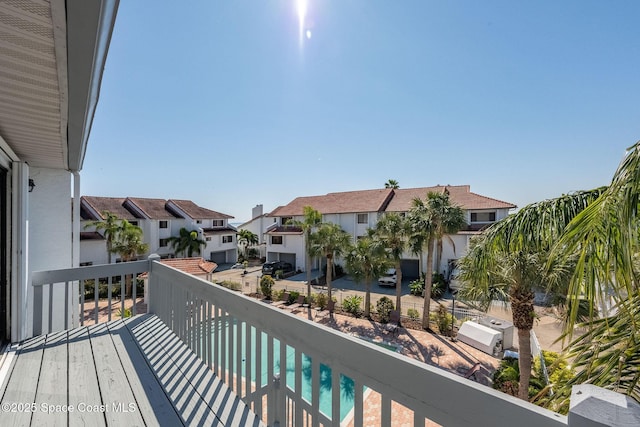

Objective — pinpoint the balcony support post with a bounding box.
[147,254,161,314]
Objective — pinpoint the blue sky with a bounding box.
[83,1,640,223]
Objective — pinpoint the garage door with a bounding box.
[279,253,296,269]
[210,251,226,264]
[400,259,420,280]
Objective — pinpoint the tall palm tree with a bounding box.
[374,212,409,315]
[237,229,259,258]
[85,211,123,264]
[458,188,605,401]
[111,220,149,296]
[168,227,206,257]
[345,232,390,318]
[408,192,466,330]
[291,206,322,302]
[309,223,351,311]
[384,179,400,189]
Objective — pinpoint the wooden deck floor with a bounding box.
[0,314,264,426]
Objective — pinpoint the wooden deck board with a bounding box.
[0,314,264,427]
[108,318,184,426]
[87,322,146,426]
[32,330,68,426]
[67,327,106,427]
[129,316,222,426]
[0,334,46,426]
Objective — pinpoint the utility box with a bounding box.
[479,316,514,350]
[457,321,503,355]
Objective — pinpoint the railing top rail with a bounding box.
[32,259,150,286]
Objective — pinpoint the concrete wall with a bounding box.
[80,240,108,265]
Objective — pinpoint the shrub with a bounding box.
[409,279,423,296]
[247,248,259,258]
[376,297,394,323]
[260,256,267,263]
[237,255,245,263]
[274,269,284,280]
[260,275,275,299]
[219,280,242,291]
[435,304,454,336]
[314,292,328,310]
[272,289,284,301]
[289,291,300,304]
[342,295,363,318]
[431,274,446,299]
[117,308,132,319]
[407,308,420,320]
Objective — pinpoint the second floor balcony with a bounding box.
[2,256,633,426]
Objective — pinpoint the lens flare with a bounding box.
[296,0,308,46]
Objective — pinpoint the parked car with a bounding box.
[262,261,293,276]
[378,268,397,287]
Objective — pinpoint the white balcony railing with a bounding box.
[31,256,634,427]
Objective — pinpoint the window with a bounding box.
[470,212,496,222]
[271,235,283,245]
[222,235,233,243]
[212,220,223,227]
[281,216,293,225]
[159,220,168,229]
[159,238,170,247]
[357,213,368,224]
[196,220,202,224]
[129,221,138,226]
[80,262,93,267]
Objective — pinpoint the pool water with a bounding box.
[214,318,398,422]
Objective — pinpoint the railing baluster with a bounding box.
[254,327,263,420]
[132,272,137,316]
[311,356,320,427]
[294,348,303,426]
[107,275,112,321]
[267,334,275,427]
[245,322,252,398]
[80,279,85,326]
[236,319,243,395]
[94,279,99,324]
[381,393,392,426]
[120,274,125,322]
[332,365,340,425]
[354,378,363,427]
[64,281,69,330]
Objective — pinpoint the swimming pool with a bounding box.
[214,319,400,423]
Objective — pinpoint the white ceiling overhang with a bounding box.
[0,0,119,172]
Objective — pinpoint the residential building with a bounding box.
[80,196,237,265]
[266,185,516,277]
[237,204,272,259]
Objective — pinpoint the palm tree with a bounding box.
[374,212,409,315]
[291,206,322,302]
[85,211,123,264]
[458,188,604,401]
[345,232,390,318]
[111,220,149,296]
[309,223,351,311]
[408,192,466,330]
[384,179,400,189]
[168,227,206,257]
[237,229,259,258]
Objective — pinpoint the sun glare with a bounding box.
[296,0,308,46]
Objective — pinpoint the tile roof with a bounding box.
[385,185,516,212]
[159,258,218,276]
[168,199,233,220]
[81,196,140,220]
[269,189,394,216]
[124,197,179,220]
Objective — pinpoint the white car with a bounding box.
[378,268,397,287]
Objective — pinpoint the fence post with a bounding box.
[147,254,161,314]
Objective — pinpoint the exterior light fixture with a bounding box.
[28,178,35,192]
